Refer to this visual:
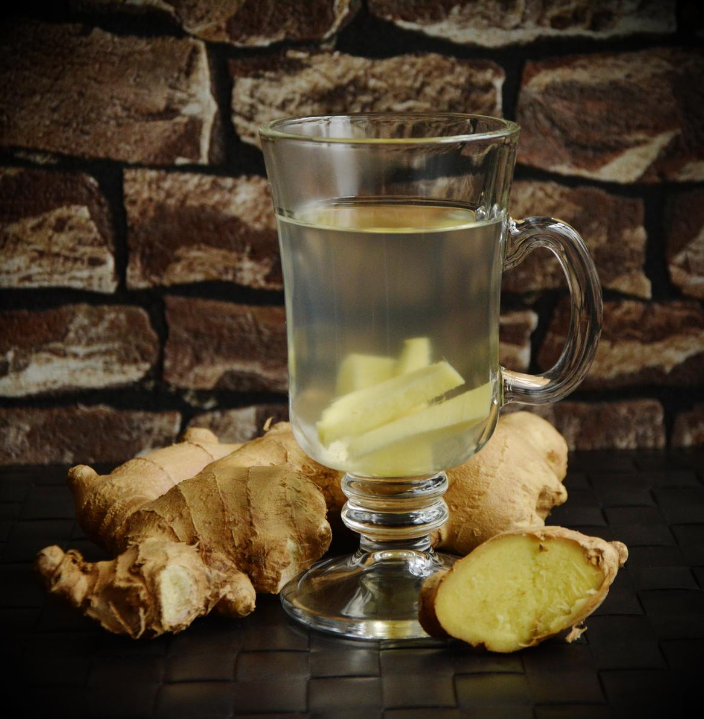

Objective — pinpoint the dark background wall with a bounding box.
[0,0,702,465]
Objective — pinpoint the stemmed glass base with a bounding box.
[280,471,455,640]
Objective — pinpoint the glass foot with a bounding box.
[280,542,456,640]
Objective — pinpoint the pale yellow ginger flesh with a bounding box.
[336,353,397,395]
[318,360,464,446]
[349,436,435,477]
[36,425,335,639]
[335,338,432,395]
[347,381,492,458]
[318,338,497,477]
[419,527,628,653]
[396,337,432,375]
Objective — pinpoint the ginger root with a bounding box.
[223,421,346,515]
[37,539,255,638]
[431,412,569,555]
[419,526,628,652]
[37,426,332,638]
[66,427,242,555]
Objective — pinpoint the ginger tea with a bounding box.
[277,200,504,477]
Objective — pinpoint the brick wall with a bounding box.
[1,1,702,464]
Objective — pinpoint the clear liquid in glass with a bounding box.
[278,199,504,478]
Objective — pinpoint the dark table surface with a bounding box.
[3,450,703,718]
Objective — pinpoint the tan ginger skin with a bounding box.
[433,412,569,555]
[37,414,571,639]
[37,425,334,639]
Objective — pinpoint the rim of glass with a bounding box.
[259,113,520,145]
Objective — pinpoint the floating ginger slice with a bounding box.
[336,353,397,395]
[396,337,432,375]
[419,526,628,652]
[347,381,492,458]
[317,360,463,446]
[348,436,435,477]
[335,338,432,412]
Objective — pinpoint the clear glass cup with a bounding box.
[260,114,602,640]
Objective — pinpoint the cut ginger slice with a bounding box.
[317,361,464,446]
[350,437,435,477]
[336,353,396,395]
[346,381,492,458]
[396,337,432,375]
[419,527,628,653]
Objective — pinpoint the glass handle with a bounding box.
[501,216,603,406]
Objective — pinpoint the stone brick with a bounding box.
[507,400,665,451]
[505,181,650,299]
[672,405,704,448]
[666,189,704,299]
[125,170,280,290]
[499,310,538,372]
[72,0,360,46]
[187,404,289,444]
[517,48,704,183]
[0,406,180,465]
[369,0,675,47]
[231,50,504,146]
[0,167,116,293]
[538,300,704,389]
[0,305,158,397]
[164,297,287,392]
[0,19,218,165]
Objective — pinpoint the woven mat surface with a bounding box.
[2,450,703,718]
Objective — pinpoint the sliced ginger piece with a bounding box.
[317,360,464,446]
[347,381,492,458]
[336,353,397,395]
[350,436,435,477]
[396,337,432,375]
[419,526,628,652]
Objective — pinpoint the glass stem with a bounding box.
[340,472,449,549]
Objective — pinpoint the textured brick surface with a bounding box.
[368,0,675,47]
[0,20,218,164]
[125,170,280,290]
[231,50,504,146]
[164,296,287,392]
[505,181,650,298]
[187,404,289,444]
[0,305,158,397]
[672,405,704,448]
[499,310,537,372]
[0,406,180,464]
[73,0,360,46]
[539,300,704,389]
[0,0,701,522]
[667,189,704,299]
[508,400,666,451]
[517,48,704,182]
[0,167,115,293]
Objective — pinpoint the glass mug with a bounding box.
[260,114,602,640]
